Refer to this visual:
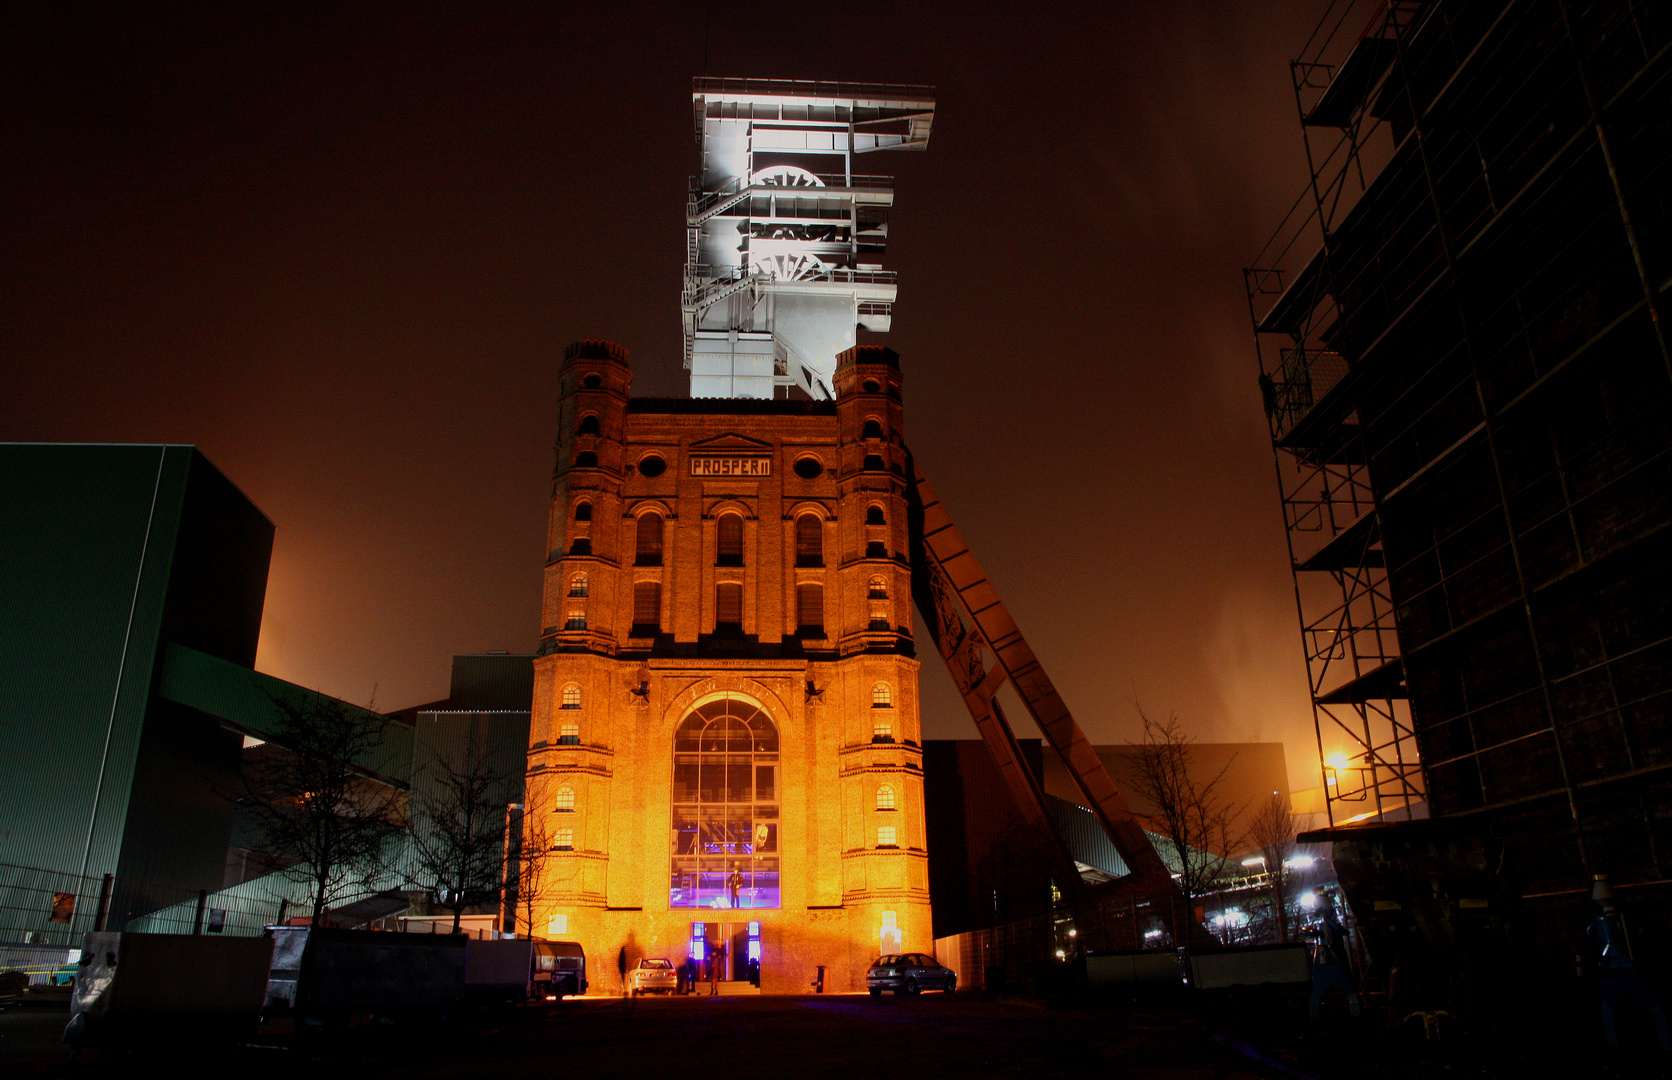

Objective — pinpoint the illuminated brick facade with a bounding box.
[526,340,929,993]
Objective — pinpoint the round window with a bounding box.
[638,455,667,478]
[862,379,881,393]
[582,374,602,389]
[793,457,823,480]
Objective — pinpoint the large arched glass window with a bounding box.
[876,784,896,811]
[670,696,780,911]
[636,511,664,566]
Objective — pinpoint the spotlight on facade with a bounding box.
[1299,891,1319,910]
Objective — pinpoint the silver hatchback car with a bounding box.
[866,953,956,996]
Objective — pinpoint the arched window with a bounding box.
[577,414,600,435]
[575,501,592,522]
[862,418,883,440]
[569,573,589,597]
[671,696,781,910]
[868,576,888,600]
[555,786,576,812]
[554,827,574,851]
[715,582,743,631]
[561,684,582,709]
[872,683,892,708]
[794,513,822,567]
[716,513,744,566]
[795,584,824,636]
[873,717,893,742]
[632,582,662,634]
[636,512,664,566]
[876,825,897,847]
[876,784,896,811]
[866,505,886,525]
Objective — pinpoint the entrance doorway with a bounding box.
[690,920,761,986]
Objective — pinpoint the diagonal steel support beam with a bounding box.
[907,455,1176,892]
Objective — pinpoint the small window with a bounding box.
[555,786,575,812]
[872,683,892,708]
[575,501,592,522]
[796,583,824,636]
[866,505,885,526]
[862,419,883,440]
[873,717,893,742]
[559,722,580,745]
[582,374,602,388]
[795,514,823,567]
[869,613,890,631]
[569,538,592,556]
[862,379,881,393]
[561,684,582,710]
[876,784,896,811]
[633,582,662,633]
[863,455,885,472]
[548,912,570,935]
[793,456,823,480]
[577,414,601,435]
[554,827,575,851]
[636,512,664,566]
[866,541,887,559]
[868,576,888,600]
[638,455,667,477]
[574,451,598,468]
[715,582,743,630]
[565,611,587,631]
[876,825,897,848]
[716,513,744,566]
[569,573,589,597]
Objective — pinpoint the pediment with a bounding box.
[689,432,774,451]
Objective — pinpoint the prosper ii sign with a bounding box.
[690,456,772,477]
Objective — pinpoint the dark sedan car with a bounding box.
[866,953,956,996]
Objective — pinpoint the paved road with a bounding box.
[4,993,1271,1079]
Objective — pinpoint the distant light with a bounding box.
[1284,854,1316,870]
[1055,949,1066,959]
[1325,752,1350,771]
[1067,929,1077,937]
[1241,856,1267,867]
[1300,891,1318,910]
[1144,929,1164,939]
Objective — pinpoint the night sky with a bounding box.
[5,1,1336,792]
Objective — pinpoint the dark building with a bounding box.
[0,444,408,948]
[1248,0,1672,943]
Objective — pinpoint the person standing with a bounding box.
[1587,875,1672,1050]
[727,866,743,909]
[709,942,725,996]
[1302,896,1361,1020]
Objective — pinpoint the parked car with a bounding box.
[468,939,588,1004]
[628,957,678,995]
[867,953,956,996]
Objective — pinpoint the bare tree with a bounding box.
[406,741,514,934]
[1249,792,1300,944]
[511,802,555,940]
[241,694,405,925]
[1124,705,1243,955]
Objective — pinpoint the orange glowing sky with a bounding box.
[4,1,1334,792]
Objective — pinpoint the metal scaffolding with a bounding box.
[1245,0,1672,864]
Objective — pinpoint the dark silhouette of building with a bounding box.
[1248,0,1671,952]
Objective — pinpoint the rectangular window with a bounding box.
[633,582,661,633]
[877,825,897,847]
[715,582,743,630]
[796,584,823,636]
[559,722,580,745]
[635,514,664,566]
[795,515,822,567]
[548,913,569,936]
